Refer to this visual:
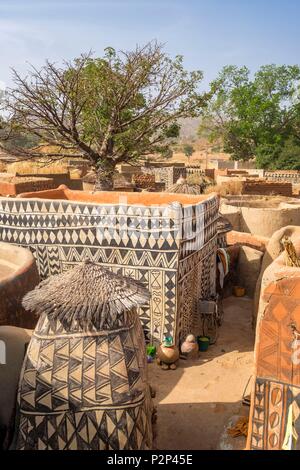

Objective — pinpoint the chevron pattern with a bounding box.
[17,403,153,450]
[15,311,153,450]
[0,195,219,344]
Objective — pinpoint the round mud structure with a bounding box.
[221,195,300,237]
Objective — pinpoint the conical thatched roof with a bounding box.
[22,260,150,330]
[167,176,201,195]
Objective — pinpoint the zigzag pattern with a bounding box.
[17,404,153,450]
[58,245,178,270]
[16,313,153,450]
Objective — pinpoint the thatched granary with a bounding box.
[12,261,154,450]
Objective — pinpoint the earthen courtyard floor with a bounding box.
[149,296,255,450]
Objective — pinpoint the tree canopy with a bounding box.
[199,64,300,169]
[1,42,208,188]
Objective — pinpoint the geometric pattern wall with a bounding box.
[0,194,219,344]
[247,265,300,450]
[143,166,187,189]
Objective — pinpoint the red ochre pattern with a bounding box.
[247,274,300,450]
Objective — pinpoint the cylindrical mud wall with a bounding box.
[221,197,300,237]
[0,243,39,328]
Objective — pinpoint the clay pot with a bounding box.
[157,344,179,364]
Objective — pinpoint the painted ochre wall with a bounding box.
[247,247,300,450]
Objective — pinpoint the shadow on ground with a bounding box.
[149,296,255,450]
[154,401,248,450]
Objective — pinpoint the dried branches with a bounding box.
[2,42,208,184]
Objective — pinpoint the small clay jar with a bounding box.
[156,335,180,370]
[181,334,199,359]
[157,344,180,364]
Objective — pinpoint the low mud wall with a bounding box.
[0,177,55,196]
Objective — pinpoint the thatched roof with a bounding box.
[167,177,201,195]
[22,261,150,330]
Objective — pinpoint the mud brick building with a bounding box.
[143,163,187,190]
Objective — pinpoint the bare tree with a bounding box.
[2,42,209,189]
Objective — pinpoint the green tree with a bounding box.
[183,143,195,160]
[257,137,300,170]
[2,42,208,189]
[200,64,300,169]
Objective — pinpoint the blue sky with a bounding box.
[0,0,299,90]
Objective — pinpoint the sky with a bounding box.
[0,0,299,91]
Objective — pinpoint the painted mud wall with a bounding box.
[0,194,219,344]
[247,248,300,450]
[0,243,39,328]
